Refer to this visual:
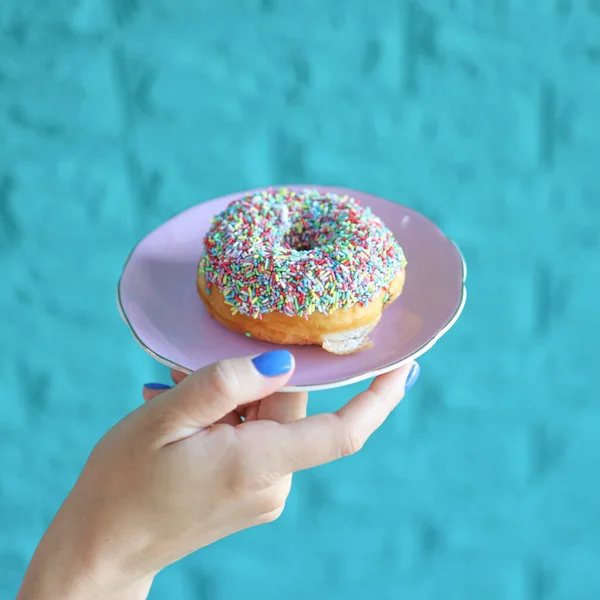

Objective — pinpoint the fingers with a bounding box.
[216,411,243,427]
[268,362,418,474]
[147,350,295,443]
[142,372,242,426]
[141,369,186,402]
[256,391,308,424]
[171,369,187,385]
[142,383,172,402]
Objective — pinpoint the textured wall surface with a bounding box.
[1,1,599,598]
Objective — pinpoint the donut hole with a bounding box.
[282,219,327,251]
[282,212,339,252]
[283,226,316,251]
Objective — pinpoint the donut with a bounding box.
[197,188,407,354]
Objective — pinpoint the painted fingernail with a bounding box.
[252,350,294,377]
[405,363,420,391]
[143,383,172,390]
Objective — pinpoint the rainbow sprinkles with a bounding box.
[198,188,407,319]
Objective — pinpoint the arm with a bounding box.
[18,351,418,599]
[17,500,153,600]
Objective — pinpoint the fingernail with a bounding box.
[252,350,294,377]
[143,383,172,390]
[405,363,420,391]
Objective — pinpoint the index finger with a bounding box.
[267,362,416,475]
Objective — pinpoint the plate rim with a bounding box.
[117,186,467,392]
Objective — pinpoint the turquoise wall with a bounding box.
[1,1,599,598]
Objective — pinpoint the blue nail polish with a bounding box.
[252,350,294,377]
[405,363,420,391]
[143,383,172,390]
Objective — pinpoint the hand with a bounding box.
[17,351,419,600]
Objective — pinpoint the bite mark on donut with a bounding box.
[321,324,376,355]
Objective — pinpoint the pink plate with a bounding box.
[117,185,467,392]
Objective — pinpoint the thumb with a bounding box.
[147,350,294,443]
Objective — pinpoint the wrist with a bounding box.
[18,561,153,600]
[17,494,155,600]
